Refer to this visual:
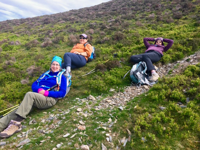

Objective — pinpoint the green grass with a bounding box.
[0,0,200,149]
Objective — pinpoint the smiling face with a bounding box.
[51,61,60,72]
[79,35,88,44]
[156,40,162,45]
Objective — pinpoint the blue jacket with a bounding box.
[32,71,67,98]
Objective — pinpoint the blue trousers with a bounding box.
[130,51,162,72]
[62,52,87,69]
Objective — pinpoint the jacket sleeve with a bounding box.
[84,44,92,58]
[31,73,45,92]
[48,75,67,98]
[163,38,174,52]
[143,38,154,49]
[31,81,41,92]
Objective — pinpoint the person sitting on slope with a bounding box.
[0,56,67,138]
[62,34,93,85]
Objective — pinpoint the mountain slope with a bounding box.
[0,0,200,149]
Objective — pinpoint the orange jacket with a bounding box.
[70,43,92,61]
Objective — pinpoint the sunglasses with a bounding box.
[80,37,87,39]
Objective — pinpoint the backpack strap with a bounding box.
[141,62,147,74]
[37,70,51,83]
[37,70,66,91]
[56,69,66,90]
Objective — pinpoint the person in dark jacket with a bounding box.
[0,56,67,138]
[130,37,174,81]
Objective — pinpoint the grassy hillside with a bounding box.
[0,0,200,149]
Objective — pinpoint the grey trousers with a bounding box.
[0,92,57,131]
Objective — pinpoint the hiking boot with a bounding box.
[149,73,159,82]
[0,120,22,138]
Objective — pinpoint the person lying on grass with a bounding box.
[62,33,93,85]
[129,37,174,81]
[0,56,67,138]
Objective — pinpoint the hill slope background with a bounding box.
[0,0,200,149]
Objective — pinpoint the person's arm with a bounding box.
[47,75,67,98]
[31,73,45,93]
[74,51,87,56]
[163,38,174,52]
[143,38,154,49]
[83,44,92,58]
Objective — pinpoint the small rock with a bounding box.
[29,119,37,125]
[141,137,147,142]
[48,117,54,121]
[81,145,90,150]
[180,105,187,108]
[74,143,79,149]
[120,137,126,144]
[40,140,46,143]
[123,139,128,147]
[108,118,112,123]
[106,137,110,142]
[127,129,131,135]
[21,79,29,85]
[78,125,86,130]
[143,85,149,90]
[88,95,96,101]
[0,142,6,146]
[186,97,190,103]
[70,133,77,138]
[16,138,31,147]
[56,143,62,148]
[159,106,166,111]
[77,108,82,112]
[118,106,123,111]
[63,133,70,138]
[79,121,85,125]
[52,148,57,150]
[109,136,112,142]
[109,88,115,92]
[102,143,107,150]
[177,102,183,105]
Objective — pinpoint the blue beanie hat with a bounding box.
[51,56,62,66]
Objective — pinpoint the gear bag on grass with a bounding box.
[84,42,96,63]
[130,61,152,85]
[37,69,71,98]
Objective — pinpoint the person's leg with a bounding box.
[0,109,18,132]
[0,92,57,138]
[141,51,162,81]
[15,92,57,118]
[141,52,162,72]
[63,52,87,69]
[130,54,144,64]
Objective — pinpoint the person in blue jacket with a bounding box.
[0,56,67,138]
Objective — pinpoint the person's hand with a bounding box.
[39,90,45,95]
[74,52,80,55]
[155,37,163,41]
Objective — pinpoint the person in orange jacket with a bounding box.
[62,34,92,84]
